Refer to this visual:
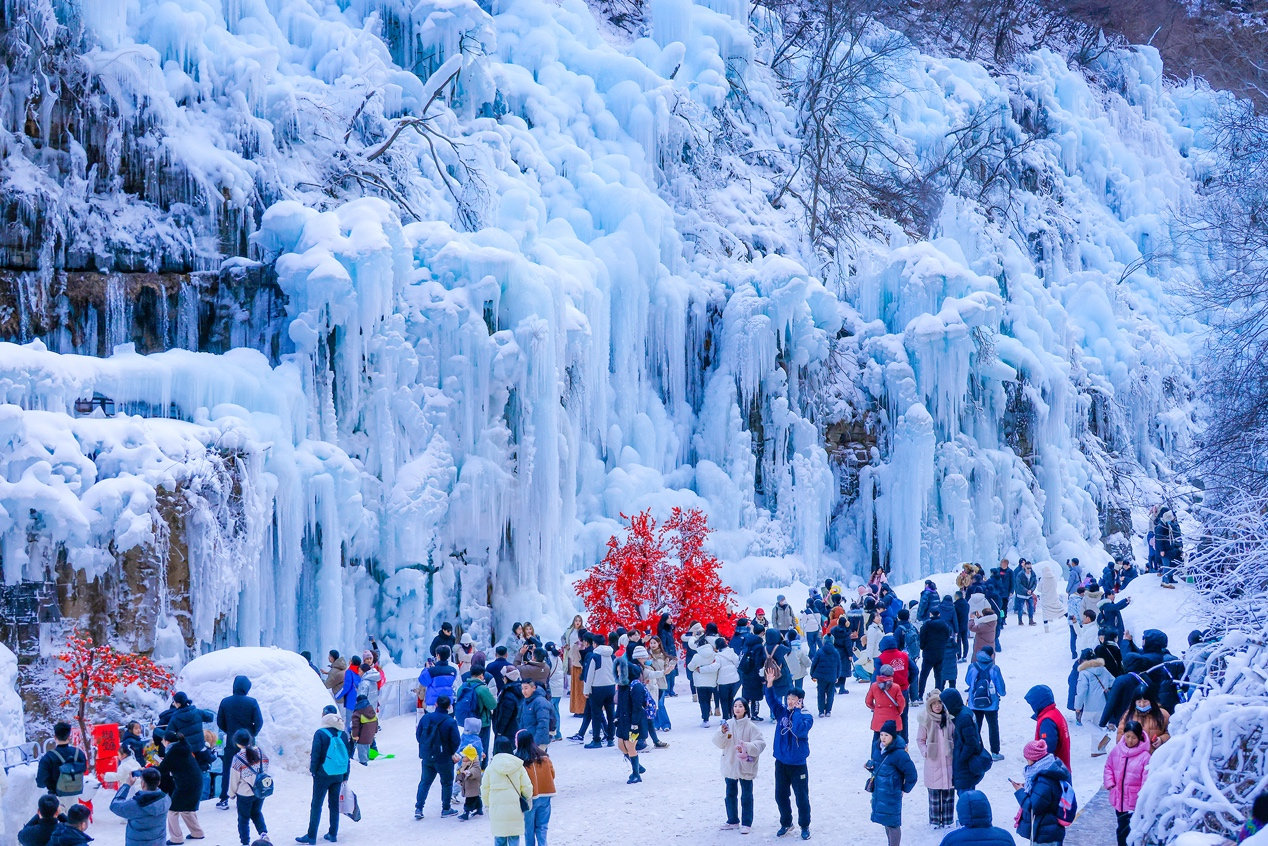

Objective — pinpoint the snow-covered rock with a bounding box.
[0,646,23,749]
[176,647,333,771]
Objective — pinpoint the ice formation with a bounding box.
[0,0,1205,660]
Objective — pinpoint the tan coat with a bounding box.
[325,657,348,696]
[712,716,766,781]
[969,613,997,656]
[916,694,954,790]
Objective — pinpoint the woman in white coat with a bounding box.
[1038,563,1068,632]
[713,638,742,715]
[713,699,767,834]
[687,637,721,726]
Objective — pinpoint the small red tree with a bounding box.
[577,507,738,636]
[56,629,175,759]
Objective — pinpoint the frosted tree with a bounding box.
[1132,492,1268,843]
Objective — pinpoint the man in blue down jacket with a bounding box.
[216,675,264,807]
[938,790,1014,846]
[518,678,554,747]
[765,675,814,840]
[109,768,170,846]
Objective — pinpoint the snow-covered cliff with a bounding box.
[0,0,1206,661]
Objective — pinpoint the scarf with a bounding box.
[1023,753,1057,793]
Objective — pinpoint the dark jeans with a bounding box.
[665,664,678,694]
[698,686,716,721]
[416,759,455,812]
[957,628,969,660]
[725,777,754,826]
[918,657,945,697]
[219,746,236,800]
[774,761,810,830]
[1014,595,1035,623]
[1116,810,1131,846]
[716,682,739,714]
[589,685,616,741]
[805,631,821,658]
[815,680,835,715]
[973,710,1000,754]
[1069,624,1078,660]
[306,777,341,839]
[235,795,266,845]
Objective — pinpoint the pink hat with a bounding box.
[1023,740,1048,762]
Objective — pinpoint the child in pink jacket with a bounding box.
[1104,720,1151,846]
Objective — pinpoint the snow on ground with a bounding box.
[65,571,1197,846]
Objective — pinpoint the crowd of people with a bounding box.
[18,528,1266,846]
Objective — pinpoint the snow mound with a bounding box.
[177,647,332,771]
[0,645,23,748]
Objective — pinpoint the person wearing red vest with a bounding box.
[1025,684,1071,771]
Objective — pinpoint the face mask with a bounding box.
[1137,703,1152,713]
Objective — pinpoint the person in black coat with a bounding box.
[415,695,461,818]
[940,689,990,792]
[157,732,205,842]
[918,609,953,696]
[1011,741,1071,844]
[45,805,91,846]
[35,723,87,807]
[491,668,524,742]
[739,632,766,720]
[1096,631,1125,677]
[216,675,264,806]
[159,693,215,762]
[429,623,457,659]
[828,619,854,696]
[120,722,146,767]
[809,637,841,717]
[18,795,63,846]
[949,594,969,660]
[1124,629,1185,712]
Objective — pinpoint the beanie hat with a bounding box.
[463,718,481,735]
[461,744,478,761]
[879,720,898,736]
[502,666,521,682]
[1023,740,1048,762]
[322,704,339,716]
[777,594,786,602]
[632,646,650,660]
[877,664,894,677]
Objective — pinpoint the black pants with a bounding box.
[774,761,810,830]
[716,682,739,713]
[918,657,944,697]
[698,687,716,721]
[725,777,754,826]
[1116,810,1132,846]
[479,726,491,765]
[416,759,455,812]
[957,629,969,659]
[219,746,236,800]
[815,680,835,715]
[235,796,266,845]
[306,777,341,839]
[973,710,1000,754]
[589,685,616,741]
[899,695,910,741]
[746,697,762,719]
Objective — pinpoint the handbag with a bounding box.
[864,775,875,793]
[338,784,362,822]
[506,773,530,813]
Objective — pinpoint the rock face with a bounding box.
[0,0,1202,677]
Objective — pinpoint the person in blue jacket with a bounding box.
[1011,739,1071,844]
[940,689,991,792]
[337,656,363,728]
[417,647,459,712]
[916,581,939,623]
[964,648,1006,760]
[938,790,1014,846]
[869,720,918,846]
[765,670,814,840]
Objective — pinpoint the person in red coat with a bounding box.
[1025,684,1071,771]
[878,635,913,740]
[865,665,906,762]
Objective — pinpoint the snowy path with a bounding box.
[82,575,1195,845]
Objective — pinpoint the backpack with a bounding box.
[739,648,759,677]
[52,748,86,796]
[635,681,657,720]
[1056,777,1079,826]
[454,681,482,724]
[970,668,996,710]
[763,649,783,682]
[320,728,350,777]
[248,758,274,799]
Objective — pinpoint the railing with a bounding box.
[1,740,47,773]
[376,677,419,721]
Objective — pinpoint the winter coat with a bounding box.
[1124,629,1185,712]
[1117,706,1170,750]
[713,716,766,780]
[456,757,483,798]
[582,645,616,692]
[1101,666,1150,729]
[687,642,720,688]
[772,602,797,631]
[1096,641,1125,678]
[916,696,954,790]
[942,690,989,791]
[109,783,170,846]
[863,622,885,664]
[964,652,1006,712]
[517,659,550,687]
[969,613,998,655]
[740,635,766,700]
[519,687,554,746]
[714,648,741,685]
[809,641,841,682]
[1104,736,1151,813]
[454,642,478,676]
[359,667,382,710]
[919,618,953,660]
[870,736,918,828]
[524,756,556,798]
[547,655,567,699]
[157,739,202,812]
[1015,755,1071,843]
[1014,568,1039,599]
[351,704,379,746]
[325,657,348,696]
[878,636,911,687]
[766,688,813,765]
[764,631,794,696]
[939,790,1015,846]
[36,745,86,795]
[163,704,214,756]
[480,753,533,837]
[1074,618,1101,655]
[787,643,812,681]
[954,598,970,634]
[429,631,456,658]
[941,641,959,688]
[309,715,352,780]
[18,816,60,846]
[865,681,906,731]
[416,711,461,763]
[1074,658,1114,719]
[828,624,853,671]
[1040,566,1067,619]
[1065,563,1084,594]
[46,824,92,846]
[418,662,458,708]
[1082,587,1104,617]
[1026,685,1072,771]
[798,611,821,638]
[227,748,271,799]
[337,667,362,710]
[916,588,938,623]
[492,686,524,739]
[216,676,264,743]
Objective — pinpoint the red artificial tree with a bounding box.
[577,507,740,637]
[55,629,175,760]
